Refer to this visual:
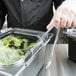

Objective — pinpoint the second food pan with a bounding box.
[64,28,76,62]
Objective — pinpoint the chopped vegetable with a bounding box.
[0,34,36,65]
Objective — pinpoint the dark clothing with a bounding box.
[0,0,64,31]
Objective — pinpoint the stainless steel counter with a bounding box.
[38,44,76,76]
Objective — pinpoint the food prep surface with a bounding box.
[38,44,76,76]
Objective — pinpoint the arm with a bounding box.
[0,0,7,29]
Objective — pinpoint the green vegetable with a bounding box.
[28,43,36,48]
[0,34,36,65]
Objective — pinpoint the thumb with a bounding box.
[47,14,61,30]
[47,17,55,30]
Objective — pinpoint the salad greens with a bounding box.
[0,35,35,65]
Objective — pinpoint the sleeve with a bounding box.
[53,0,65,9]
[0,0,7,29]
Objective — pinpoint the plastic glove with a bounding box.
[47,0,76,29]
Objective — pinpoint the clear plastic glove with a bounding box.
[47,0,76,29]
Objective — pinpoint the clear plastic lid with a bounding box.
[63,28,76,38]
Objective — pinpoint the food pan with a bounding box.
[0,28,53,76]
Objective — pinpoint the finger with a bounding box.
[47,6,62,29]
[72,13,76,27]
[54,18,60,27]
[66,12,74,27]
[47,17,58,29]
[62,10,74,28]
[66,21,73,27]
[60,18,67,27]
[47,17,60,30]
[47,18,55,30]
[73,18,76,27]
[66,14,73,27]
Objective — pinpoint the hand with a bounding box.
[47,0,76,30]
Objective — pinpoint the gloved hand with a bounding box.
[47,0,76,29]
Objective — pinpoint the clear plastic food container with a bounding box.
[0,28,54,76]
